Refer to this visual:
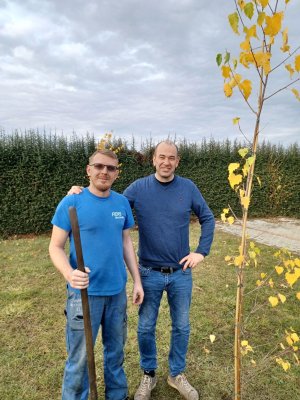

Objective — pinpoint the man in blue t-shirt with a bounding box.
[68,140,215,400]
[49,149,144,400]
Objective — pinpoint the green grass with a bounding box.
[0,227,299,400]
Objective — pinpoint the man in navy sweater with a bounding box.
[68,140,215,400]
[124,140,215,400]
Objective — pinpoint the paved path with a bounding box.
[216,218,300,254]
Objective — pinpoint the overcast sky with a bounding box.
[0,0,299,147]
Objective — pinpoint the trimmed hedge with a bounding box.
[0,130,299,237]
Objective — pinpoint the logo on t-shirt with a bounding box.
[112,211,125,219]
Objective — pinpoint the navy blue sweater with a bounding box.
[123,174,215,269]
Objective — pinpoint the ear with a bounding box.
[86,165,91,176]
[175,156,180,168]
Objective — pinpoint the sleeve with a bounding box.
[51,196,73,232]
[191,183,215,257]
[123,197,135,230]
[123,181,137,208]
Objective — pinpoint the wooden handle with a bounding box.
[69,206,98,400]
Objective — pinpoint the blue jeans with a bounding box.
[62,288,128,400]
[138,266,192,376]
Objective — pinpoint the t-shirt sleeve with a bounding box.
[51,196,73,232]
[123,197,135,230]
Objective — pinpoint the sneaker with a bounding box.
[167,373,199,400]
[134,375,157,400]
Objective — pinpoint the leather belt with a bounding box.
[150,267,174,274]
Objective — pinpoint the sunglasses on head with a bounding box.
[89,163,118,172]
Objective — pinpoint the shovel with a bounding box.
[69,206,98,400]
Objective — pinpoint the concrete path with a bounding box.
[216,218,300,254]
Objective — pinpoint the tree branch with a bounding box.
[270,45,300,74]
[264,77,300,101]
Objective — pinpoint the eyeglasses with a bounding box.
[89,163,118,172]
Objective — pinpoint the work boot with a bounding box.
[134,374,157,400]
[167,373,199,400]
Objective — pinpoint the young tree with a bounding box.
[217,1,300,399]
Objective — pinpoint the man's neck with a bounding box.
[88,186,111,198]
[154,172,175,183]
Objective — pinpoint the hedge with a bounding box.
[0,130,299,237]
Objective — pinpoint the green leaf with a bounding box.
[224,51,231,64]
[228,12,239,34]
[244,2,254,19]
[216,53,222,66]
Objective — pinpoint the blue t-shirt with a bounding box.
[51,188,134,295]
[123,174,215,268]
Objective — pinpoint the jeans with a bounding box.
[62,288,128,400]
[138,265,192,377]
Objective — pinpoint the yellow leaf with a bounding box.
[291,333,300,343]
[295,258,300,267]
[228,173,243,189]
[239,79,252,99]
[256,176,262,186]
[244,25,258,40]
[233,117,240,125]
[238,147,249,158]
[222,65,231,79]
[285,64,295,78]
[296,292,300,300]
[203,346,210,354]
[264,12,283,37]
[280,343,285,350]
[238,0,245,10]
[275,266,284,275]
[285,272,298,287]
[260,272,267,279]
[258,0,269,8]
[223,208,229,214]
[221,212,227,223]
[228,216,235,225]
[280,29,290,53]
[292,88,300,101]
[295,55,300,72]
[278,293,286,304]
[228,163,240,174]
[286,336,294,346]
[276,357,291,371]
[257,12,265,26]
[269,278,274,288]
[241,196,250,209]
[269,296,279,307]
[256,279,262,286]
[281,361,291,371]
[240,40,250,51]
[246,156,255,167]
[241,340,248,346]
[210,334,216,343]
[224,83,233,97]
[228,12,239,35]
[225,255,231,262]
[234,254,244,267]
[229,73,242,88]
[250,359,256,366]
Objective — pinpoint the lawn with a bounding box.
[0,225,299,400]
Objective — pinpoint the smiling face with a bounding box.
[153,141,180,182]
[86,152,119,197]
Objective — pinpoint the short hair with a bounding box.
[154,140,179,156]
[89,149,118,164]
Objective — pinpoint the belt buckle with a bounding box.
[161,267,173,274]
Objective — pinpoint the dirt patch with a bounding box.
[216,218,300,254]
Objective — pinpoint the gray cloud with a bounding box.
[0,0,299,146]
